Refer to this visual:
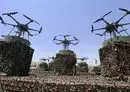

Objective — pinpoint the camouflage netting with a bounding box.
[0,76,130,92]
[77,62,89,73]
[99,41,130,77]
[92,65,101,75]
[54,50,77,75]
[0,40,34,76]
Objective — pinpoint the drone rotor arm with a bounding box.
[28,28,39,32]
[7,15,20,25]
[59,35,71,37]
[94,18,103,23]
[95,33,103,36]
[92,27,106,31]
[94,11,112,23]
[117,8,130,23]
[102,19,109,24]
[23,14,40,25]
[54,39,62,41]
[102,11,112,18]
[26,21,33,25]
[70,42,79,45]
[68,40,75,42]
[116,14,127,23]
[113,25,119,34]
[69,39,79,42]
[4,22,17,27]
[27,31,33,37]
[56,42,62,45]
[118,23,130,26]
[95,32,106,36]
[28,28,41,34]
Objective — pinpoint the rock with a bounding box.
[0,40,34,76]
[54,50,77,75]
[99,41,130,77]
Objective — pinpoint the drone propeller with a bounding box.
[95,33,104,36]
[91,25,94,32]
[73,36,79,41]
[23,14,40,25]
[53,36,57,41]
[56,43,61,45]
[39,27,42,33]
[94,11,112,23]
[74,42,79,45]
[59,34,71,37]
[2,12,18,16]
[119,8,129,12]
[0,16,4,24]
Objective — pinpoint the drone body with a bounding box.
[92,8,130,39]
[40,58,50,62]
[48,56,55,60]
[0,12,42,39]
[53,35,79,50]
[77,57,89,61]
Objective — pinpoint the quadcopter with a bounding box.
[91,8,130,39]
[0,12,42,39]
[53,35,79,50]
[48,56,55,60]
[77,57,89,61]
[40,58,50,62]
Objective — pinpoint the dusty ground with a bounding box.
[29,69,130,87]
[0,69,130,92]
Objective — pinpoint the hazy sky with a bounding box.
[0,0,130,65]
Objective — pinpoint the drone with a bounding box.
[77,57,89,61]
[0,12,42,39]
[91,8,130,39]
[53,35,79,50]
[48,56,55,60]
[40,58,50,62]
